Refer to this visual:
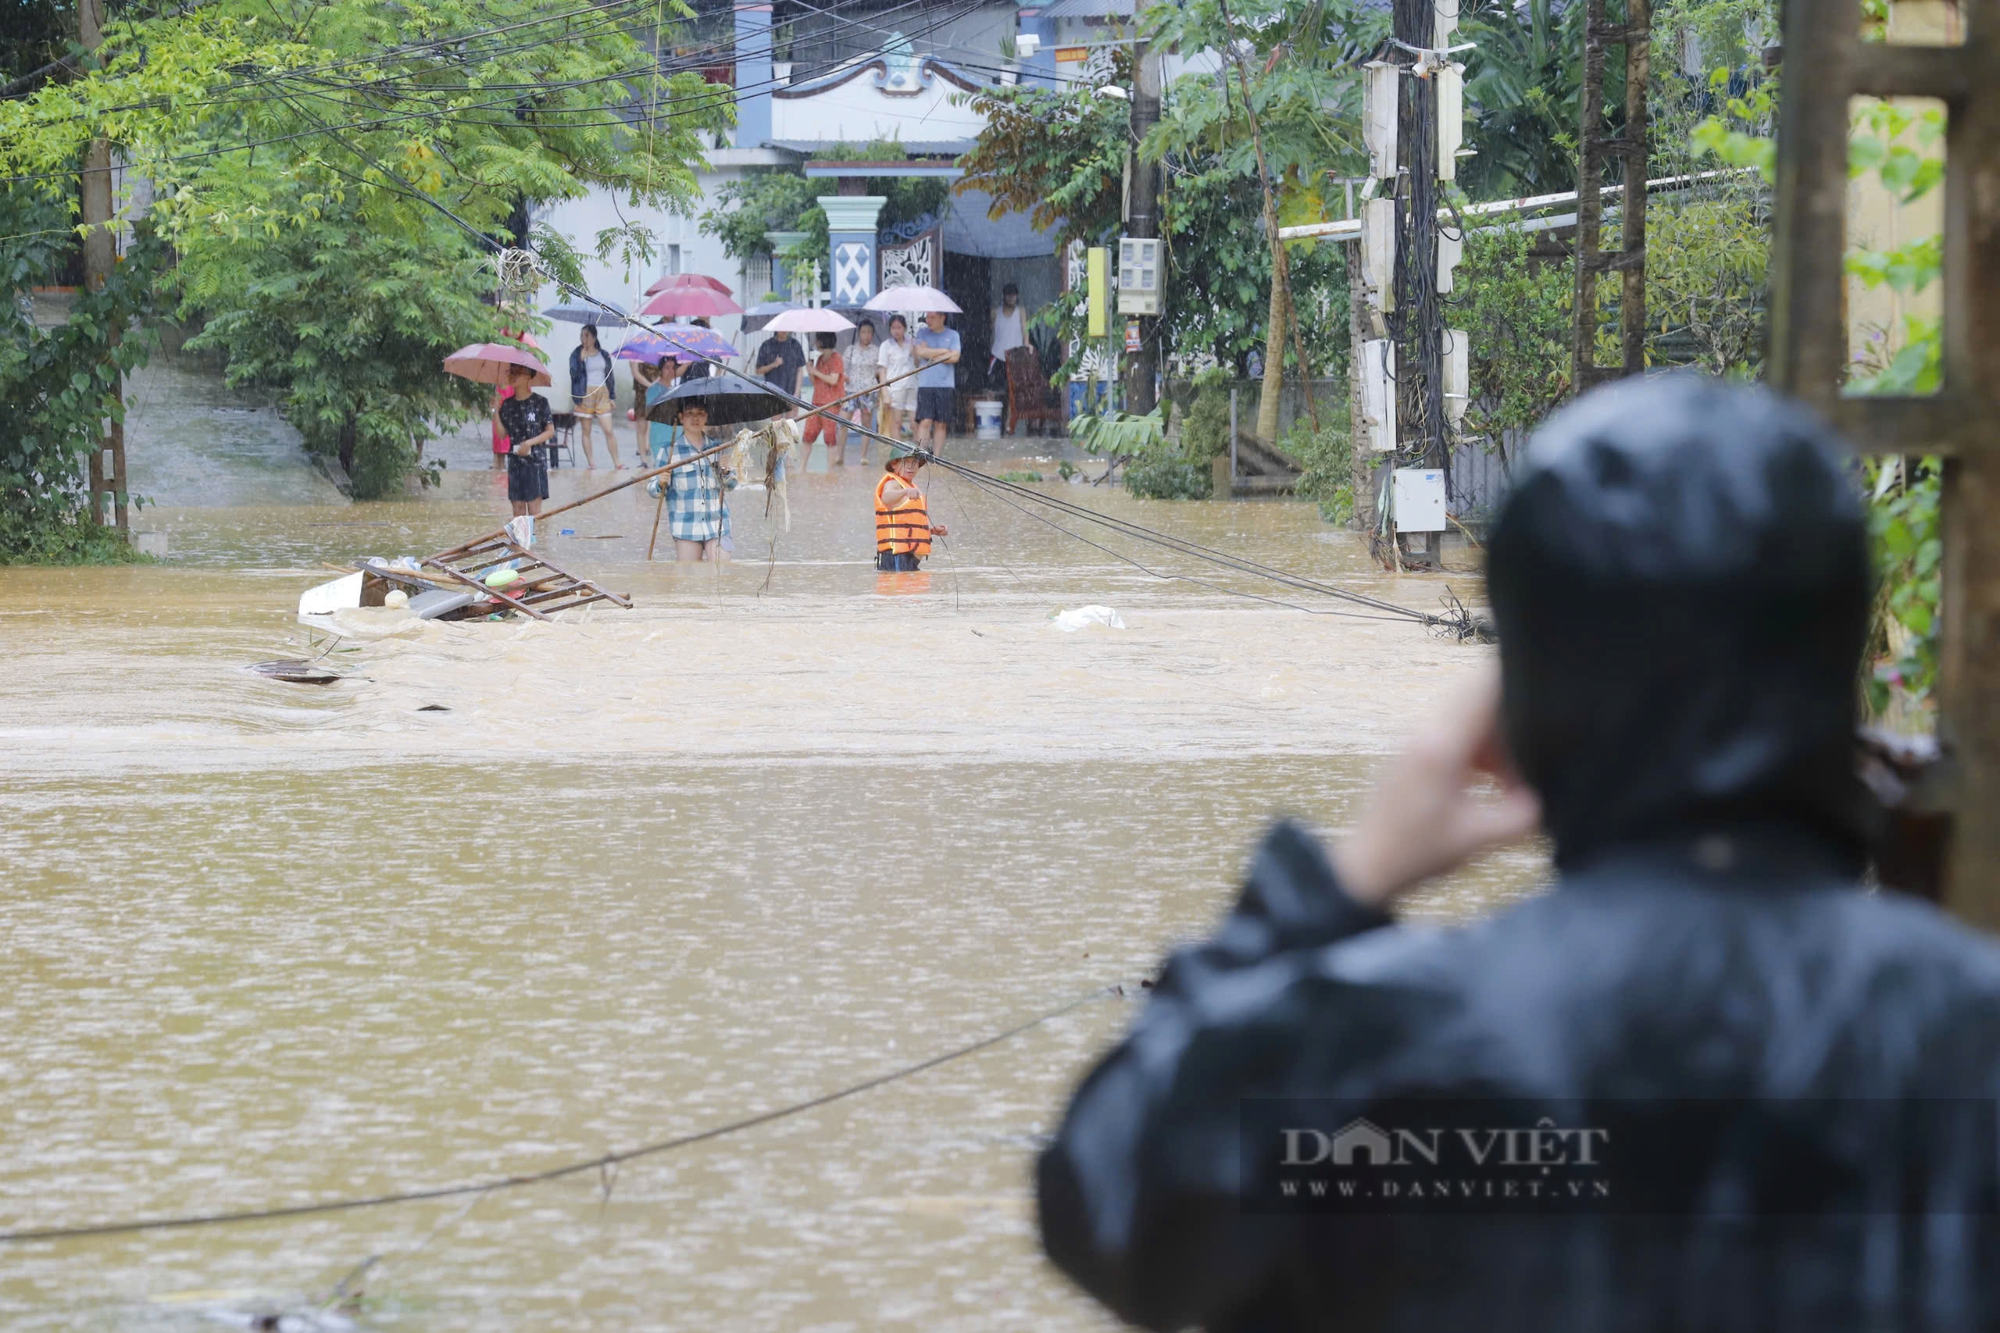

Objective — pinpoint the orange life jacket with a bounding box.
[875,472,932,557]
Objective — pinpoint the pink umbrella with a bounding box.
[762,306,855,334]
[644,272,734,297]
[863,283,962,314]
[638,287,743,319]
[442,342,552,387]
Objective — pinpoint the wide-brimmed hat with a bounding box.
[884,452,927,473]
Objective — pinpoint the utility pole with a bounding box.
[80,0,126,531]
[1389,0,1455,566]
[1572,0,1650,390]
[1124,34,1161,416]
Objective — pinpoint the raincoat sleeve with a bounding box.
[1037,820,1398,1332]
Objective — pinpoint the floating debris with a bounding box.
[247,659,343,686]
[417,704,451,712]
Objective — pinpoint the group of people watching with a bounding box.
[751,309,961,463]
[488,311,953,572]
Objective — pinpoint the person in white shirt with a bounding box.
[877,314,919,442]
[989,282,1027,392]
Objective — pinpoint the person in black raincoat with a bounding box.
[1037,377,2000,1333]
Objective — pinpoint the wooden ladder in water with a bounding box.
[423,536,631,622]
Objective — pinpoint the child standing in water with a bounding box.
[873,452,947,572]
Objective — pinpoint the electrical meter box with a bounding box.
[1392,468,1448,534]
[1436,63,1465,182]
[1361,197,1397,313]
[1443,328,1470,430]
[1117,237,1160,316]
[1363,61,1399,179]
[1436,218,1463,294]
[1360,339,1397,453]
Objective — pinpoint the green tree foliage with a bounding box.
[1843,97,1945,721]
[0,0,730,502]
[184,221,499,495]
[953,50,1132,250]
[956,5,1371,395]
[1142,0,1379,400]
[1458,0,1594,198]
[0,192,156,561]
[1643,182,1769,377]
[954,54,1130,385]
[1450,224,1571,448]
[2,0,70,90]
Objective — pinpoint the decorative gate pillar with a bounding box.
[821,195,886,307]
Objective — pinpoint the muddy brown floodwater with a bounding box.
[0,415,1543,1331]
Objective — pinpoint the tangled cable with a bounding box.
[0,983,1119,1245]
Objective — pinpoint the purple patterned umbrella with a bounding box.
[615,325,737,366]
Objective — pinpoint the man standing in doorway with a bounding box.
[911,310,961,452]
[989,282,1027,392]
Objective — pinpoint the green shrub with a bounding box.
[1281,417,1355,524]
[1179,375,1232,461]
[1070,407,1218,501]
[1123,455,1212,500]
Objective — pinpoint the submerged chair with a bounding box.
[1004,346,1063,436]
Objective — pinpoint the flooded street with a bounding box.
[0,360,1541,1330]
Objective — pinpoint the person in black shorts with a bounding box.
[910,309,961,453]
[494,363,554,517]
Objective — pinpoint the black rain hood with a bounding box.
[1485,376,1873,872]
[1035,377,2000,1333]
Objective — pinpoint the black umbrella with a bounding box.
[646,370,791,426]
[738,299,799,334]
[544,301,630,327]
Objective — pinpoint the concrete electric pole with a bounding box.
[80,0,127,531]
[1124,36,1162,416]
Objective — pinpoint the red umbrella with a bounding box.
[637,287,743,319]
[644,272,734,297]
[443,342,552,387]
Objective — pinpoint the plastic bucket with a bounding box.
[973,398,1004,439]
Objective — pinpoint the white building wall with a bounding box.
[531,161,764,405]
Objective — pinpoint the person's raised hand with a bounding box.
[1331,665,1541,909]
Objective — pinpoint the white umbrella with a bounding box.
[763,307,856,334]
[862,284,962,314]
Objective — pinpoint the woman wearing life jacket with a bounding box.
[874,452,947,572]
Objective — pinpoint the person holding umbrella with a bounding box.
[753,327,807,408]
[660,398,727,562]
[911,310,961,452]
[495,363,555,519]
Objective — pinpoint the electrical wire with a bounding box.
[0,982,1118,1245]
